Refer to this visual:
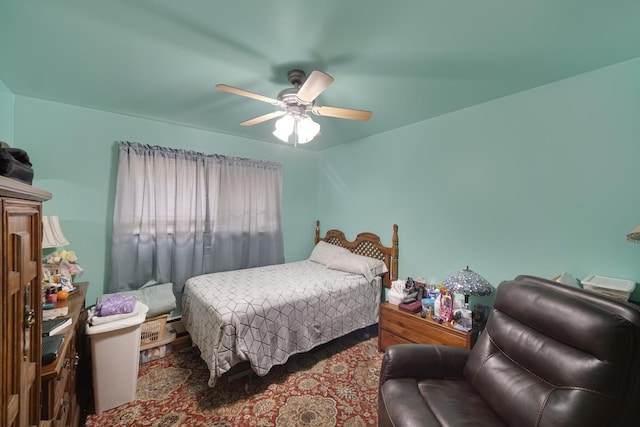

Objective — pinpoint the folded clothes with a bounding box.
[96,293,137,316]
[96,282,176,317]
[88,307,138,325]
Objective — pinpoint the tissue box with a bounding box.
[388,291,403,305]
[388,279,405,305]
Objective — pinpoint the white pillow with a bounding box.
[308,241,350,266]
[326,251,388,282]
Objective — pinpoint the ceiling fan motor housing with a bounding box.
[278,90,311,115]
[287,69,307,87]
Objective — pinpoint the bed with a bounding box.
[182,220,399,386]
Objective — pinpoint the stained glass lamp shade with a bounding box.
[443,266,493,297]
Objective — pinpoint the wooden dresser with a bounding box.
[379,302,477,351]
[40,282,88,427]
[0,176,51,427]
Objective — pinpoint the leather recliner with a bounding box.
[378,275,640,427]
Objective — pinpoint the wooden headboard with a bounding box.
[314,220,398,287]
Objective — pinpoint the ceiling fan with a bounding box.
[216,69,372,144]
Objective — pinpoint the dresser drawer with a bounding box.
[379,329,411,350]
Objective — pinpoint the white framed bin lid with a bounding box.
[85,301,149,334]
[581,275,636,301]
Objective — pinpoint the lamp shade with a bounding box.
[443,266,493,296]
[42,216,70,248]
[273,114,294,142]
[627,224,640,242]
[272,113,320,144]
[296,116,320,144]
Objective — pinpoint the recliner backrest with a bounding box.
[515,275,640,427]
[464,278,639,427]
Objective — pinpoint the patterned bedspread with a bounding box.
[182,260,380,386]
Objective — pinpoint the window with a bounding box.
[109,142,284,293]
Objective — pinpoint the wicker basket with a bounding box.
[140,314,168,346]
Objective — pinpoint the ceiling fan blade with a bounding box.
[296,71,334,103]
[240,110,285,126]
[216,84,279,105]
[313,105,372,121]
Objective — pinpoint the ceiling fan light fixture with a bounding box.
[273,114,294,142]
[296,115,320,144]
[272,113,320,145]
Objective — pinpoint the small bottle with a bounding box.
[47,286,58,303]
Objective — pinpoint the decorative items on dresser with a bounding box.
[0,176,51,427]
[40,282,88,426]
[378,302,478,351]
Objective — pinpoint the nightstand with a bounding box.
[378,302,477,351]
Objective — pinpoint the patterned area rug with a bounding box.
[85,332,383,426]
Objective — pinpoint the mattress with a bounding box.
[182,260,380,386]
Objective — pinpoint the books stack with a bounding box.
[42,317,72,336]
[41,317,71,365]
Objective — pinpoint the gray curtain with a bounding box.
[109,142,284,293]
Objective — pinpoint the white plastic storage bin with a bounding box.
[85,302,149,414]
[581,275,636,301]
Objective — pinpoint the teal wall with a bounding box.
[0,80,13,143]
[5,57,640,309]
[317,57,640,303]
[12,97,318,307]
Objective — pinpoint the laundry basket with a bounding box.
[140,314,168,346]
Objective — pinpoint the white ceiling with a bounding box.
[1,0,639,150]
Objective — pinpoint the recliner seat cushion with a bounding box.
[381,378,507,427]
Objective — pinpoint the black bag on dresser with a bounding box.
[0,147,34,185]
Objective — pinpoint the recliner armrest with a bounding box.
[379,344,470,386]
